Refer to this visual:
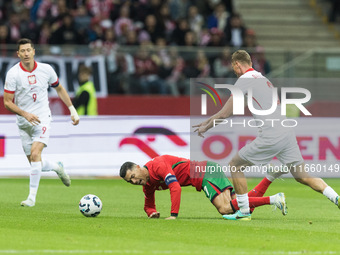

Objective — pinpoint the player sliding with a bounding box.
[3,38,80,207]
[194,50,340,220]
[120,154,287,220]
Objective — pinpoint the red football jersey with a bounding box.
[143,155,207,217]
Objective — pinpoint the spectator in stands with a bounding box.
[195,49,211,78]
[7,13,22,43]
[50,13,84,44]
[207,28,225,47]
[132,46,168,94]
[243,29,257,48]
[169,0,191,21]
[207,3,229,31]
[166,47,186,95]
[73,65,98,116]
[225,13,246,48]
[144,14,165,44]
[188,6,204,39]
[125,29,139,46]
[158,4,176,43]
[87,17,104,44]
[74,5,92,34]
[251,46,271,75]
[9,0,26,14]
[37,21,52,45]
[184,31,198,46]
[86,0,114,21]
[171,18,190,45]
[114,4,134,42]
[0,22,10,56]
[18,8,37,43]
[198,28,211,46]
[213,47,233,78]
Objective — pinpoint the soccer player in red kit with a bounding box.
[120,155,287,220]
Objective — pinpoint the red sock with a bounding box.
[248,178,272,197]
[231,197,270,211]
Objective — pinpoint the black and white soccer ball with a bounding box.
[79,194,102,217]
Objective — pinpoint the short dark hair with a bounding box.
[120,162,136,178]
[17,38,34,51]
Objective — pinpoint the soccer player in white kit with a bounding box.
[3,38,80,207]
[194,50,340,220]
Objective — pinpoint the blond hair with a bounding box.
[231,50,252,65]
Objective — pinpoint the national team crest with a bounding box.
[28,75,36,85]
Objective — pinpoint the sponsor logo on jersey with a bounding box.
[28,75,37,85]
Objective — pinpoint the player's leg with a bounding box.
[290,163,339,208]
[228,153,253,216]
[248,177,273,198]
[36,121,71,186]
[201,162,235,215]
[21,141,45,207]
[229,193,288,216]
[277,134,340,209]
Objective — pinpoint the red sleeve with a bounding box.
[143,185,157,217]
[168,181,181,216]
[155,159,182,217]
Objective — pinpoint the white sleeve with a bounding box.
[4,70,17,93]
[47,65,59,88]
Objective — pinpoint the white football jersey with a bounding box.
[234,68,289,137]
[4,61,59,125]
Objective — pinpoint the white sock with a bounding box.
[269,195,276,204]
[28,162,42,202]
[236,193,250,214]
[323,186,339,205]
[42,160,59,172]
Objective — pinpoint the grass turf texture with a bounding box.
[0,178,339,255]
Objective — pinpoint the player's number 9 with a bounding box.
[32,93,37,102]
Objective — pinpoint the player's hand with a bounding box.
[68,105,79,126]
[149,212,160,218]
[24,112,41,126]
[165,216,177,220]
[71,115,80,126]
[193,125,207,138]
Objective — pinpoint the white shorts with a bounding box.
[18,119,51,155]
[238,130,304,166]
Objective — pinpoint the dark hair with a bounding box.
[17,38,34,51]
[120,162,136,178]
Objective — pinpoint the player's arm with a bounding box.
[3,92,40,125]
[164,173,182,220]
[54,84,79,125]
[193,96,233,138]
[143,186,160,218]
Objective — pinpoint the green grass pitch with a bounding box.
[0,178,339,255]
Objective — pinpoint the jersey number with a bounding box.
[42,127,47,134]
[32,93,37,102]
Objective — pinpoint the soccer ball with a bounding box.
[79,194,102,217]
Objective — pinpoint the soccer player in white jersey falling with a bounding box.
[3,38,80,207]
[194,50,340,220]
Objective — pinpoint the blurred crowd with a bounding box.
[0,0,271,95]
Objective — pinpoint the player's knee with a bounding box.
[30,150,41,162]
